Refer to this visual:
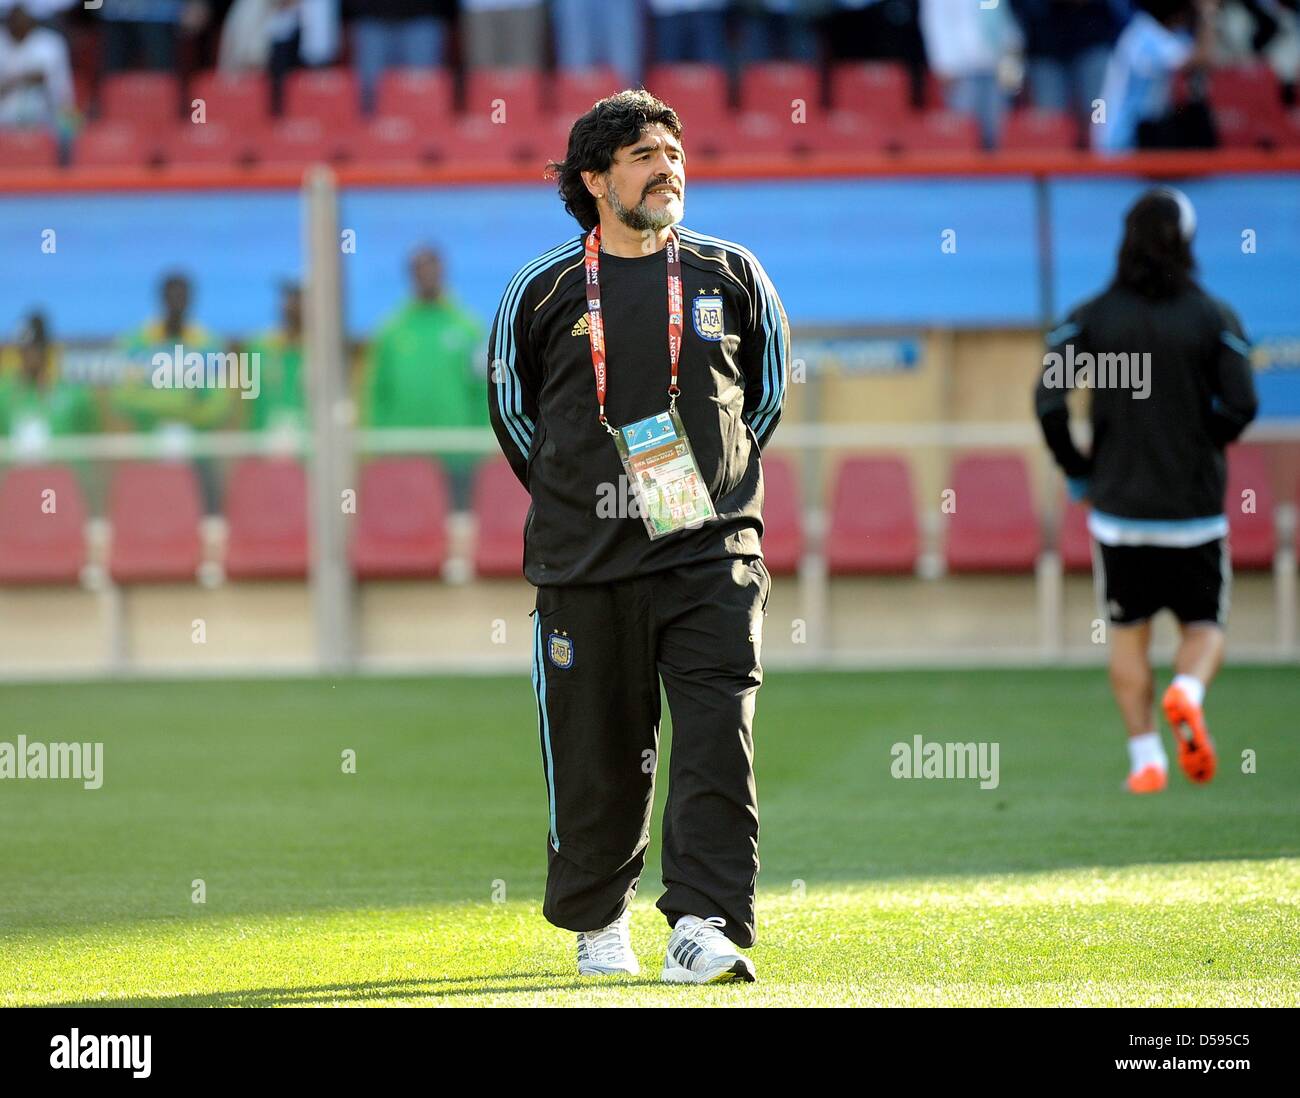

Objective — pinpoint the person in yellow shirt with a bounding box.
[109,271,233,435]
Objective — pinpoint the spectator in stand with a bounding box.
[218,0,340,111]
[97,0,211,73]
[648,0,729,65]
[818,0,928,107]
[1093,0,1218,151]
[345,1,451,111]
[0,312,99,465]
[920,0,1024,148]
[736,0,821,64]
[362,246,487,509]
[551,0,645,86]
[110,271,232,511]
[243,280,306,435]
[461,0,546,69]
[109,271,231,435]
[0,3,72,133]
[1012,0,1126,140]
[0,0,79,33]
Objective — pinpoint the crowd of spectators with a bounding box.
[0,246,488,509]
[0,0,1297,155]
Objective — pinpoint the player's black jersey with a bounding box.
[1034,282,1259,521]
[487,226,790,586]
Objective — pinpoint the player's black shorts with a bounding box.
[1092,538,1231,627]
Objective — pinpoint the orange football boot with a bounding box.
[1162,684,1217,784]
[1126,763,1168,794]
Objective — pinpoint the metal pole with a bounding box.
[302,165,355,672]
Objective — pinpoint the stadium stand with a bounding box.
[757,453,803,576]
[350,458,450,580]
[826,455,920,575]
[0,465,87,585]
[224,458,310,580]
[472,456,530,579]
[1226,444,1276,570]
[1058,497,1093,574]
[108,463,203,584]
[944,454,1041,573]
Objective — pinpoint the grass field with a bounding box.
[1,667,1297,1007]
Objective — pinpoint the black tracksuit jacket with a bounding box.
[1035,281,1259,520]
[487,226,791,586]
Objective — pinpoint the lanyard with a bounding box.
[583,224,683,437]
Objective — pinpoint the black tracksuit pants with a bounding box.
[529,554,771,949]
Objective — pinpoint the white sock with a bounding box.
[1128,731,1168,774]
[1172,673,1205,709]
[674,915,701,930]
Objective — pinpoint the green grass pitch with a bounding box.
[1,667,1297,1007]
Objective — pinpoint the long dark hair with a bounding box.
[1112,189,1196,300]
[545,90,683,231]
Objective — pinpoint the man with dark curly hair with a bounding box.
[487,89,790,984]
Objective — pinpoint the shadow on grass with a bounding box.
[42,971,705,1008]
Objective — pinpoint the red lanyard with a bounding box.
[583,224,683,436]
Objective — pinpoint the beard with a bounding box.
[606,180,683,233]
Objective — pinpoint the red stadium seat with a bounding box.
[1001,110,1079,151]
[350,458,450,579]
[1225,444,1275,569]
[442,117,536,164]
[826,455,919,575]
[188,70,271,128]
[1213,105,1279,150]
[1058,497,1092,573]
[739,62,822,122]
[795,111,891,156]
[759,453,803,575]
[108,462,203,584]
[74,121,154,168]
[166,122,246,168]
[0,129,58,170]
[1279,109,1300,148]
[944,454,1041,573]
[463,67,546,129]
[250,118,341,166]
[284,67,361,126]
[374,67,454,127]
[1207,64,1283,117]
[645,64,730,133]
[224,457,309,580]
[703,111,798,161]
[553,67,622,118]
[99,72,180,126]
[830,62,910,119]
[348,115,439,165]
[473,457,531,578]
[0,465,87,585]
[895,110,981,153]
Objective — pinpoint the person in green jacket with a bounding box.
[244,280,306,435]
[0,312,99,454]
[362,246,487,508]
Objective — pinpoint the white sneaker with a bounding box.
[661,915,757,984]
[576,909,639,975]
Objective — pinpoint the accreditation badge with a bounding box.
[613,406,718,540]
